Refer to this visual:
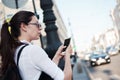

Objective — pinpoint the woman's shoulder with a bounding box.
[25,44,46,55]
[26,44,42,50]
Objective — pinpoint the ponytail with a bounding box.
[0,21,21,74]
[1,21,12,45]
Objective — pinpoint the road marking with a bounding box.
[110,74,120,80]
[93,78,102,80]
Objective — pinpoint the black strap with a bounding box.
[17,44,28,66]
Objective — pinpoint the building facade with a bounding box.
[112,0,120,42]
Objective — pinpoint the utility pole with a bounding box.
[32,0,43,48]
[68,18,77,63]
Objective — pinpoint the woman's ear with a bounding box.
[20,23,27,32]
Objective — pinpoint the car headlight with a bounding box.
[91,58,96,61]
[105,55,109,59]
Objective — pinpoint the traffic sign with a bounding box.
[2,0,28,9]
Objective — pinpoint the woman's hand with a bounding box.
[65,45,73,56]
[55,44,73,59]
[52,44,73,65]
[52,45,65,65]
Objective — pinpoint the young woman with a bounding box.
[0,11,72,80]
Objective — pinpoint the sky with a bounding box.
[55,0,116,51]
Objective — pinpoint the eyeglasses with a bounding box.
[28,23,41,28]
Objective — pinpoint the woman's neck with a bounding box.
[18,36,31,42]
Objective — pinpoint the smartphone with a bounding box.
[62,38,71,52]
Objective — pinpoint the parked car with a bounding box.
[84,53,91,61]
[106,46,118,56]
[89,51,111,67]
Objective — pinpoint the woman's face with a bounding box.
[27,16,42,41]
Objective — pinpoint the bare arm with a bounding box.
[63,45,72,80]
[52,45,73,80]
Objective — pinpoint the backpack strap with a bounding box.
[17,44,28,66]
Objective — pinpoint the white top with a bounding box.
[14,40,64,80]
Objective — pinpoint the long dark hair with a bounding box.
[0,11,35,74]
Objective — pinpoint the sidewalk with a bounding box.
[73,58,90,80]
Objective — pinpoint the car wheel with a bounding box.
[106,59,111,63]
[90,61,96,67]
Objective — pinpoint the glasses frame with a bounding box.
[28,23,41,28]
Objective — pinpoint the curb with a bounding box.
[82,61,94,80]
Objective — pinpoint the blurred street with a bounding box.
[72,58,90,80]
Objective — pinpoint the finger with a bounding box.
[56,45,65,53]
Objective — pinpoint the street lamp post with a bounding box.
[68,18,77,63]
[40,0,62,59]
[39,0,64,80]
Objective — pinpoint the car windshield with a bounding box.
[93,51,104,54]
[90,51,107,57]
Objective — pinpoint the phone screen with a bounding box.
[62,38,71,52]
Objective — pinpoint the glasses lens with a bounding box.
[28,23,41,28]
[38,23,41,27]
